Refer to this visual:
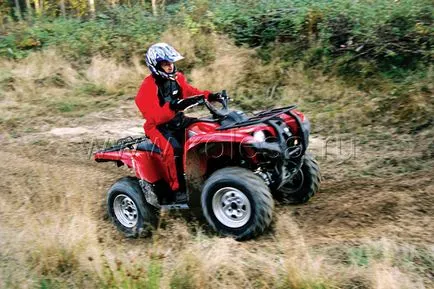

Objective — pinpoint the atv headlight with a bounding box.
[253,131,266,142]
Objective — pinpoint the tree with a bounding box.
[151,0,157,16]
[59,0,66,17]
[13,0,22,20]
[0,1,11,30]
[88,0,95,17]
[24,0,31,15]
[152,0,165,16]
[34,0,41,15]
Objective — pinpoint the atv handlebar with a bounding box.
[203,90,229,119]
[184,90,230,119]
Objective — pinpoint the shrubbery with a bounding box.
[1,0,432,78]
[0,6,166,61]
[0,0,432,132]
[212,0,432,80]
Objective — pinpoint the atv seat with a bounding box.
[136,140,161,154]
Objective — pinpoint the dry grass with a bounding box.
[1,171,430,289]
[0,34,433,289]
[0,151,105,287]
[85,55,144,93]
[165,29,382,135]
[161,27,203,69]
[1,35,431,137]
[0,146,431,289]
[9,49,80,86]
[189,36,254,92]
[192,55,380,135]
[0,50,144,134]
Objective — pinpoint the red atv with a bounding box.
[94,91,320,240]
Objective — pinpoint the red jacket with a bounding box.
[135,72,210,132]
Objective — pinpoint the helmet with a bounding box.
[145,43,184,79]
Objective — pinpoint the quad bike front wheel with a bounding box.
[107,177,159,238]
[277,153,321,204]
[201,167,274,240]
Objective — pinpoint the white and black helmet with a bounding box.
[145,43,184,79]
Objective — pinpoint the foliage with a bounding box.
[0,0,432,133]
[1,0,432,78]
[212,0,433,80]
[0,5,167,61]
[99,258,162,289]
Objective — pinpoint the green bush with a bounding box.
[0,0,432,132]
[2,0,431,79]
[213,0,432,79]
[0,6,167,61]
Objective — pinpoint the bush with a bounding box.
[213,0,432,79]
[0,0,432,133]
[2,0,431,79]
[0,6,167,62]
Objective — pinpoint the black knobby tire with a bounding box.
[277,153,321,204]
[201,167,274,241]
[106,176,159,238]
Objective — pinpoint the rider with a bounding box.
[135,43,221,202]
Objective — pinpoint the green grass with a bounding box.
[98,258,162,289]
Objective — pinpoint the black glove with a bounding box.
[170,95,205,111]
[208,92,223,102]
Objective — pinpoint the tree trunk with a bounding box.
[59,0,66,18]
[0,9,5,31]
[151,0,157,16]
[14,0,22,20]
[161,0,165,14]
[25,0,31,15]
[88,0,95,18]
[34,0,40,15]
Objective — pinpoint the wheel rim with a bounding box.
[281,170,304,194]
[113,194,138,228]
[212,187,251,228]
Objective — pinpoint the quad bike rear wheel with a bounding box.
[107,177,159,237]
[201,167,274,240]
[277,153,321,204]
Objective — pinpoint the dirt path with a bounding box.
[1,115,433,248]
[293,173,434,245]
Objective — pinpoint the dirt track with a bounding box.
[294,174,434,245]
[1,111,433,248]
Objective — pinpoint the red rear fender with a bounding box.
[94,150,134,168]
[94,150,166,183]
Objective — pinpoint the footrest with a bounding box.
[161,204,190,210]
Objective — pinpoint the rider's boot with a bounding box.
[173,156,188,204]
[174,190,188,204]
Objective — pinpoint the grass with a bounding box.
[0,23,433,289]
[0,132,432,288]
[0,49,144,134]
[0,27,432,136]
[1,175,431,289]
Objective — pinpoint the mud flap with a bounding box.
[139,180,161,208]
